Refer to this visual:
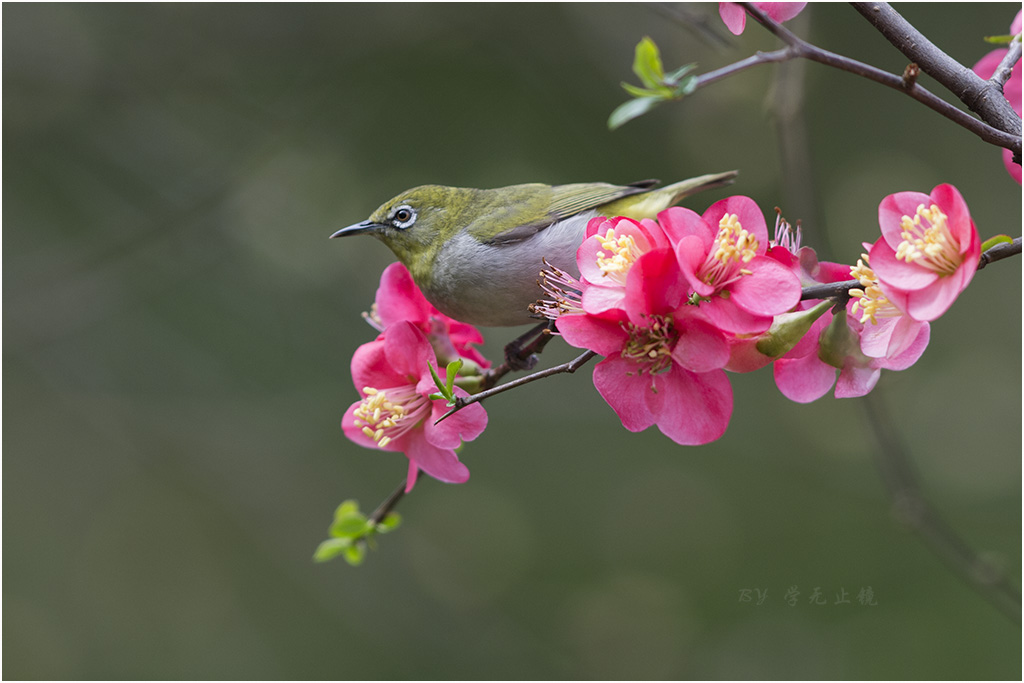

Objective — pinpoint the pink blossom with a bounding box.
[371,262,489,369]
[772,305,930,403]
[342,321,487,492]
[557,248,733,445]
[667,197,802,335]
[972,10,1022,184]
[719,2,807,35]
[868,184,980,322]
[576,215,673,315]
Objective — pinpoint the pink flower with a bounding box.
[371,262,489,369]
[719,2,807,36]
[772,304,930,403]
[576,215,673,316]
[972,11,1022,184]
[868,184,980,322]
[342,321,487,492]
[667,197,802,335]
[557,248,733,445]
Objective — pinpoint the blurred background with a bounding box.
[4,2,1021,679]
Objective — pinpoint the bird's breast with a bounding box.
[421,211,595,327]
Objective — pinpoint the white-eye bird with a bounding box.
[331,172,737,326]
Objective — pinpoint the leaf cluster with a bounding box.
[609,37,697,130]
[313,500,401,566]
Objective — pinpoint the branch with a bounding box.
[850,2,1022,137]
[436,350,597,424]
[734,3,1021,155]
[989,36,1022,91]
[368,477,409,526]
[862,390,1021,622]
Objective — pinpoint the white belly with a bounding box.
[423,212,594,327]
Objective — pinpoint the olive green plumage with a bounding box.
[332,171,737,326]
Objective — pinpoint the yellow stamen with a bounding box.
[894,204,959,275]
[352,385,429,448]
[699,214,760,289]
[848,254,901,325]
[595,228,642,282]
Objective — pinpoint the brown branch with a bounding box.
[733,3,1021,155]
[850,2,1021,137]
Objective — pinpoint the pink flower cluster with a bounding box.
[341,184,982,483]
[341,263,489,492]
[542,185,980,439]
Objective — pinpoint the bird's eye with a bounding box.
[390,205,417,229]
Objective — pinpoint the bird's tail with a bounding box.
[602,170,739,219]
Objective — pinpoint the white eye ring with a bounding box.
[390,205,417,229]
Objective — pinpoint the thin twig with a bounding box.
[368,477,409,525]
[990,37,1022,91]
[734,3,1021,154]
[861,390,1022,622]
[436,350,598,424]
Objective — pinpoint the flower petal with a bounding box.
[729,255,802,316]
[647,365,732,445]
[670,315,730,372]
[657,206,712,246]
[624,247,688,319]
[375,262,431,327]
[556,312,629,356]
[835,363,881,398]
[878,191,931,251]
[702,196,768,251]
[424,393,487,449]
[773,353,836,403]
[719,2,747,34]
[693,296,773,335]
[868,237,939,291]
[382,321,435,381]
[592,355,657,432]
[405,438,470,486]
[676,234,717,298]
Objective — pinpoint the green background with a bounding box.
[4,2,1021,679]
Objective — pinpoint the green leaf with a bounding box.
[621,82,663,99]
[444,359,463,393]
[334,500,361,520]
[330,515,370,538]
[608,96,664,130]
[343,543,367,566]
[632,37,665,90]
[313,537,353,562]
[981,234,1013,252]
[376,512,402,533]
[427,361,448,398]
[984,33,1018,45]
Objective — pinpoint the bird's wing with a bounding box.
[482,180,659,246]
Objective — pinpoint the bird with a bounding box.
[331,172,737,327]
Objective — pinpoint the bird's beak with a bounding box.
[329,220,382,239]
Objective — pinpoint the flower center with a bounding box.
[894,204,959,275]
[352,385,430,448]
[595,228,643,284]
[848,255,903,325]
[699,213,758,289]
[621,314,678,375]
